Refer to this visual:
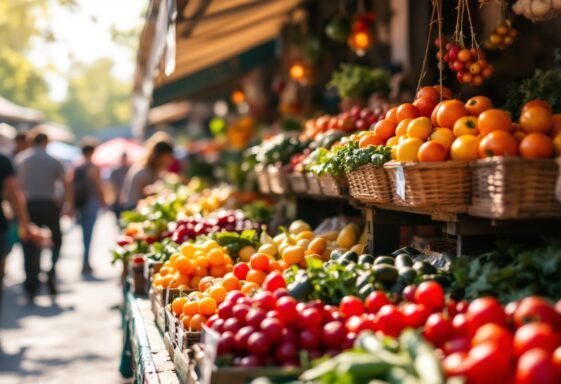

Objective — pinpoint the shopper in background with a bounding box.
[13,132,30,157]
[15,131,71,300]
[109,152,129,222]
[74,139,107,275]
[121,133,174,210]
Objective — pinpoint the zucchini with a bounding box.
[373,264,398,284]
[374,256,395,265]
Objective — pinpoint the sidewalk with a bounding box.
[0,213,124,384]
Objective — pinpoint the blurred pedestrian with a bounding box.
[13,132,30,157]
[73,139,107,275]
[15,131,71,299]
[121,133,174,210]
[109,152,129,221]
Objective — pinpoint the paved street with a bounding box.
[0,213,125,384]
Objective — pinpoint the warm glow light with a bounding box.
[353,31,371,49]
[289,63,305,80]
[231,90,245,105]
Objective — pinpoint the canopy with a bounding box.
[33,123,76,143]
[0,123,17,140]
[92,138,146,168]
[0,96,44,123]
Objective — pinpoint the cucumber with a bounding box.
[395,254,413,268]
[421,274,451,287]
[288,278,312,301]
[398,267,417,284]
[391,247,421,257]
[374,256,395,265]
[341,251,359,263]
[359,253,375,264]
[373,264,398,284]
[412,261,437,275]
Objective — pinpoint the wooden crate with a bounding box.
[470,157,561,219]
[385,161,471,212]
[347,164,392,204]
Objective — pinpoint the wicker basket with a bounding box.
[267,165,291,195]
[305,173,323,196]
[287,172,308,194]
[385,161,471,212]
[347,164,393,204]
[469,157,561,219]
[254,164,270,194]
[319,174,348,197]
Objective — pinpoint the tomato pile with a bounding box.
[437,39,494,86]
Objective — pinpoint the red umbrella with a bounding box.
[92,138,145,168]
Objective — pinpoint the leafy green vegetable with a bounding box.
[328,64,390,100]
[211,229,259,259]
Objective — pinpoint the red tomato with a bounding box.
[262,271,286,292]
[553,346,561,376]
[376,304,405,337]
[443,336,471,355]
[515,348,558,384]
[345,315,376,333]
[456,300,469,314]
[299,307,323,329]
[260,318,283,344]
[514,296,561,330]
[299,328,321,351]
[472,323,514,357]
[465,342,511,384]
[339,296,365,318]
[275,296,299,325]
[245,308,267,328]
[514,322,558,357]
[322,321,347,349]
[402,284,417,303]
[443,351,469,377]
[452,313,472,337]
[446,299,458,318]
[364,291,390,314]
[424,313,454,346]
[413,96,438,117]
[467,297,506,330]
[252,291,276,311]
[233,263,250,280]
[414,281,445,309]
[402,303,431,328]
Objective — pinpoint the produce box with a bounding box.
[267,165,291,195]
[197,327,303,384]
[385,161,471,212]
[254,164,270,194]
[149,287,182,333]
[319,173,348,197]
[129,260,146,295]
[347,164,392,204]
[287,172,308,194]
[174,346,197,384]
[470,157,561,219]
[305,173,323,196]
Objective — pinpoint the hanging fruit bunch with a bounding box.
[347,12,376,56]
[439,0,494,87]
[483,1,518,50]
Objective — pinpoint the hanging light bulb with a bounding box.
[288,60,310,84]
[348,29,373,56]
[231,89,245,105]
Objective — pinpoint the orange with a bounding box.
[268,260,283,273]
[407,117,432,140]
[477,109,513,136]
[246,269,267,285]
[173,274,190,287]
[208,285,227,303]
[553,133,561,156]
[210,265,227,277]
[373,120,397,140]
[180,315,191,330]
[278,260,288,271]
[195,266,208,277]
[169,253,180,268]
[513,131,526,143]
[189,275,202,290]
[198,276,214,292]
[359,134,385,148]
[223,255,234,265]
[396,103,420,122]
[238,245,256,261]
[385,107,399,123]
[551,114,561,137]
[395,118,411,136]
[162,275,173,288]
[176,257,196,276]
[296,231,314,241]
[197,297,217,316]
[169,274,181,288]
[152,275,164,287]
[221,273,241,291]
[478,131,518,158]
[386,136,399,147]
[250,253,270,271]
[396,138,423,162]
[432,85,454,99]
[208,248,225,266]
[413,96,438,117]
[417,86,440,101]
[241,282,260,295]
[450,136,480,161]
[436,99,467,129]
[308,237,327,254]
[465,96,493,117]
[519,106,553,134]
[180,243,196,258]
[429,128,455,150]
[183,300,199,317]
[521,100,553,114]
[418,141,447,162]
[171,297,187,316]
[159,266,171,276]
[453,116,479,137]
[431,100,447,126]
[519,133,554,158]
[196,256,210,269]
[282,245,305,265]
[258,244,276,257]
[189,314,206,331]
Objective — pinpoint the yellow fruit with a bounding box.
[180,243,196,258]
[296,231,314,241]
[429,128,455,150]
[273,234,286,247]
[553,133,561,156]
[336,223,358,249]
[407,117,433,140]
[386,136,399,147]
[308,237,327,254]
[238,245,255,262]
[351,244,365,254]
[297,239,311,249]
[450,135,480,161]
[453,116,479,137]
[318,231,338,241]
[396,138,423,162]
[288,220,311,235]
[257,243,277,258]
[282,245,305,265]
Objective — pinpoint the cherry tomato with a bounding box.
[514,296,561,330]
[339,296,365,318]
[443,336,471,355]
[514,322,558,357]
[245,308,267,328]
[235,325,257,350]
[364,291,390,314]
[472,323,514,356]
[275,296,299,325]
[260,318,283,344]
[456,300,469,314]
[553,346,561,377]
[252,291,276,311]
[376,304,405,337]
[276,341,298,363]
[467,297,506,330]
[465,342,511,384]
[247,331,270,354]
[299,328,321,351]
[515,348,558,384]
[402,303,431,328]
[452,313,472,337]
[443,351,469,377]
[414,281,444,309]
[424,313,454,346]
[217,331,236,355]
[299,307,323,329]
[262,271,286,292]
[233,263,249,280]
[402,284,417,303]
[322,321,346,349]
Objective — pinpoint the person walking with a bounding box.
[73,139,107,275]
[109,153,129,221]
[121,134,174,210]
[15,131,71,300]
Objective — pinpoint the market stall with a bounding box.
[119,0,561,383]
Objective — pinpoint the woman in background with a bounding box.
[120,133,174,210]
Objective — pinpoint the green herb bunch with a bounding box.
[328,64,390,100]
